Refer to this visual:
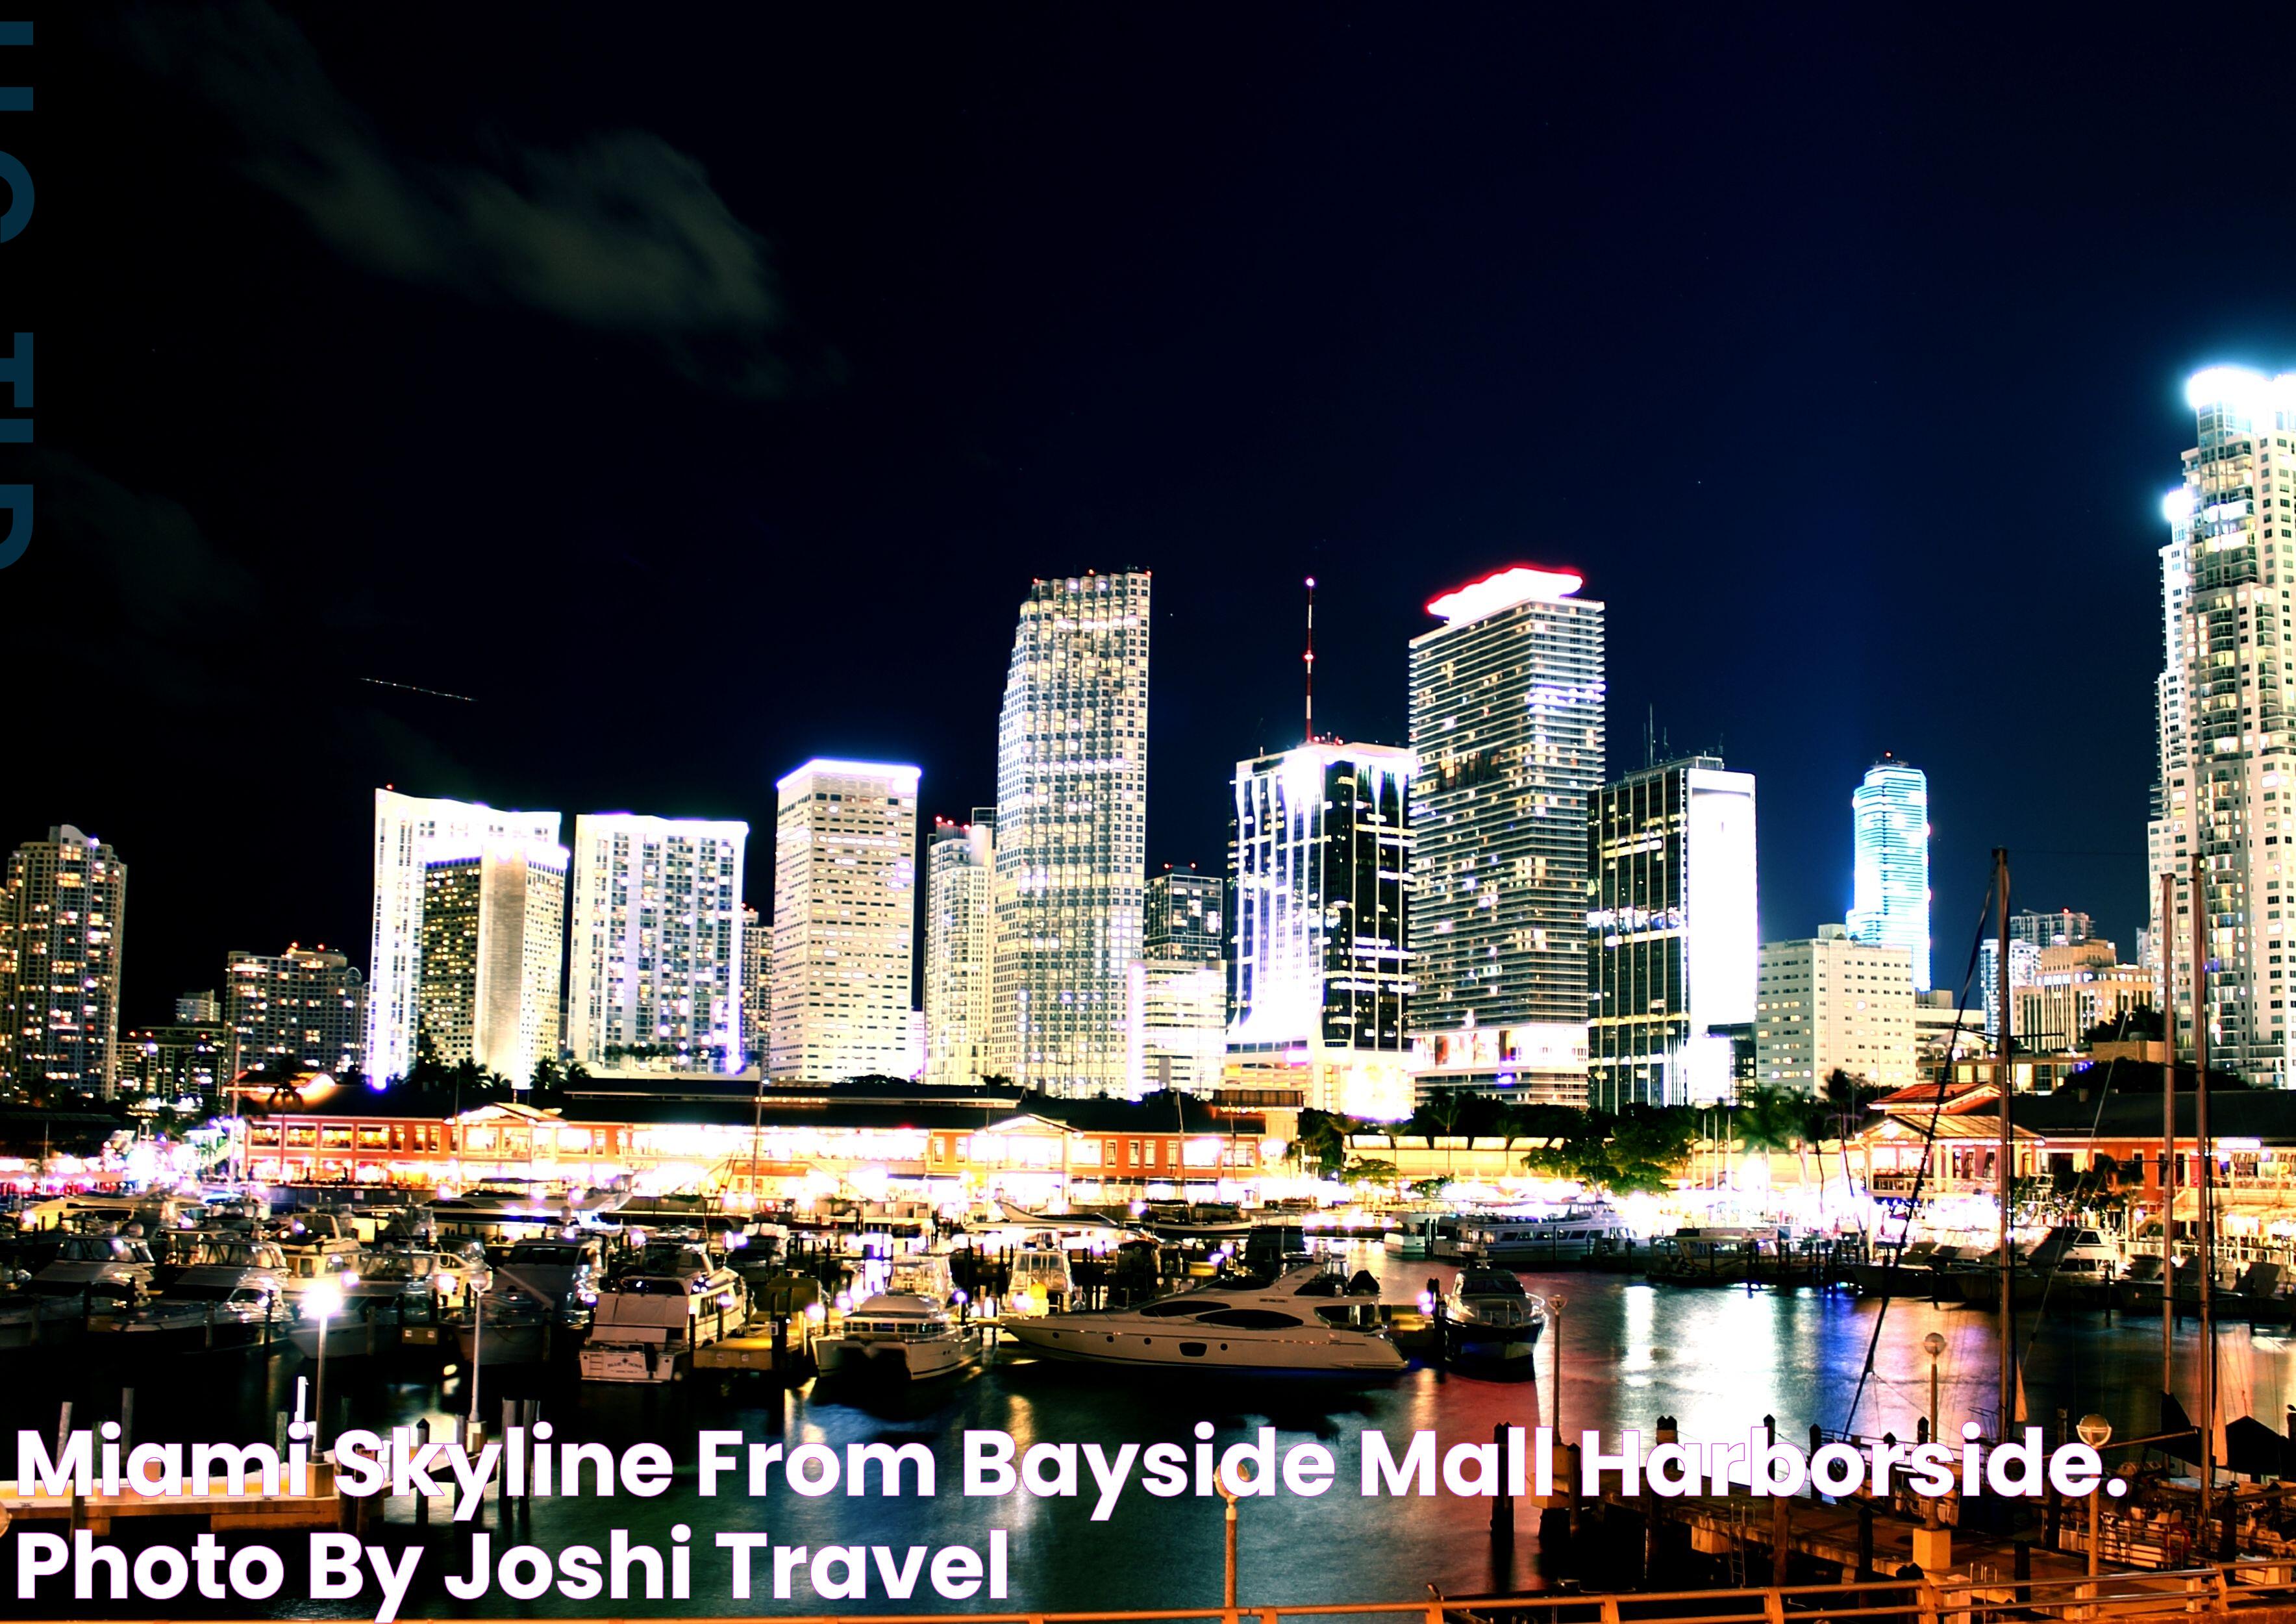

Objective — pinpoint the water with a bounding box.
[10,1242,2284,1616]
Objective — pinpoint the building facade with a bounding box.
[368,791,560,1088]
[414,842,568,1084]
[1225,740,1416,1118]
[738,905,770,1073]
[2007,941,2156,1051]
[1144,866,1224,965]
[2010,909,2095,950]
[767,762,918,1082]
[226,944,368,1079]
[1127,958,1229,1098]
[1588,756,1759,1110]
[1407,566,1606,1103]
[925,813,995,1087]
[1846,755,1931,993]
[1977,937,2043,1040]
[1753,926,1917,1093]
[990,571,1153,1095]
[568,814,749,1074]
[2149,366,2296,1085]
[0,825,128,1099]
[115,1021,235,1101]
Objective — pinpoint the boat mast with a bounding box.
[2191,848,2215,1537]
[1993,848,2015,1436]
[2161,869,2177,1403]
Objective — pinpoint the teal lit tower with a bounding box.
[1846,754,1930,993]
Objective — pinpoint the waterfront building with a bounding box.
[568,813,749,1074]
[1846,755,1931,992]
[413,842,567,1084]
[990,571,1153,1096]
[1144,866,1224,965]
[175,990,220,1024]
[1753,926,1916,1093]
[1128,958,1228,1097]
[227,943,368,1079]
[925,812,996,1086]
[767,761,918,1083]
[1407,565,1605,1104]
[2010,908,2095,950]
[1225,740,1416,1118]
[738,904,771,1072]
[1587,755,1758,1111]
[368,790,560,1088]
[2149,365,2296,1085]
[0,825,127,1100]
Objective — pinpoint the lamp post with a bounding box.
[305,1279,343,1455]
[1219,1458,1256,1616]
[1549,1295,1568,1438]
[1923,1330,1947,1437]
[2077,1414,2114,1577]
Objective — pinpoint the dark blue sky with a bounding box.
[9,3,2296,1021]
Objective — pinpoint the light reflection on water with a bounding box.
[9,1240,2290,1615]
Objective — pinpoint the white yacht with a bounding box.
[1441,1264,1546,1363]
[577,1244,747,1383]
[1001,1264,1404,1378]
[816,1292,985,1381]
[1453,1206,1636,1265]
[0,1232,158,1349]
[93,1240,290,1355]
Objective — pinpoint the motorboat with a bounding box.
[1441,1264,1547,1363]
[1000,1263,1403,1377]
[284,1248,476,1359]
[578,1245,747,1383]
[452,1234,603,1366]
[0,1232,157,1349]
[1954,1227,2120,1308]
[1384,1214,1460,1260]
[90,1241,289,1355]
[815,1291,984,1382]
[1454,1206,1636,1266]
[1004,1240,1076,1314]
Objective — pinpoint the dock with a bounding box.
[0,1463,344,1535]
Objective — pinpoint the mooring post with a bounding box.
[414,1418,430,1527]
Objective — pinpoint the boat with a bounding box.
[1847,1239,1949,1296]
[451,1234,604,1366]
[1003,1239,1077,1314]
[1454,1206,1637,1266]
[90,1241,290,1355]
[1644,1227,1773,1286]
[578,1243,748,1384]
[999,1262,1403,1377]
[1383,1214,1456,1260]
[0,1232,157,1349]
[284,1248,477,1359]
[1441,1264,1547,1364]
[814,1285,985,1382]
[1954,1227,2119,1309]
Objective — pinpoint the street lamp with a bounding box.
[305,1280,343,1454]
[1218,1458,1256,1612]
[1923,1331,1947,1438]
[2077,1414,2114,1577]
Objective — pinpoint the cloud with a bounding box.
[126,1,786,395]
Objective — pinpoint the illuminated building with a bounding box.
[1145,866,1224,965]
[175,990,220,1023]
[2008,941,2156,1051]
[568,812,749,1075]
[0,825,127,1100]
[990,571,1152,1096]
[1846,755,1931,993]
[768,761,918,1082]
[1225,740,1416,1118]
[2010,908,2095,950]
[925,811,995,1086]
[1754,926,1915,1093]
[738,905,770,1073]
[1588,756,1758,1110]
[2150,365,2296,1084]
[115,1020,234,1102]
[1407,565,1605,1104]
[368,790,560,1088]
[413,842,567,1084]
[1977,937,2041,1040]
[227,943,369,1079]
[1128,958,1229,1097]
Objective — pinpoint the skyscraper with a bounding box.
[2009,908,2095,950]
[368,790,560,1088]
[1407,565,1606,1104]
[738,904,771,1073]
[2151,365,2296,1084]
[1227,740,1416,1118]
[414,842,568,1084]
[768,761,919,1082]
[568,813,749,1074]
[1847,755,1931,993]
[227,943,368,1079]
[1143,866,1224,966]
[0,825,127,1099]
[990,570,1152,1096]
[925,812,995,1086]
[1588,756,1758,1110]
[1753,927,1916,1093]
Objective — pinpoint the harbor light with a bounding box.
[2077,1415,2113,1577]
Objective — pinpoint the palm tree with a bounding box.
[1735,1084,1809,1188]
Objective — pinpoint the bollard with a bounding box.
[414,1419,431,1527]
[1490,1421,1512,1545]
[1771,1491,1790,1585]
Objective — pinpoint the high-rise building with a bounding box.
[1753,927,1916,1093]
[1407,565,1606,1104]
[768,762,918,1082]
[414,842,568,1084]
[738,905,770,1073]
[2009,941,2156,1051]
[1588,756,1758,1110]
[2150,365,2296,1085]
[2009,909,2095,950]
[1144,866,1224,966]
[1977,937,2042,1040]
[1128,959,1229,1098]
[990,571,1152,1096]
[175,990,221,1024]
[0,825,128,1099]
[225,944,368,1079]
[925,812,996,1087]
[568,813,749,1074]
[1226,740,1416,1118]
[368,790,560,1088]
[1847,755,1931,993]
[114,1020,234,1102]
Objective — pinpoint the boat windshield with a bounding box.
[1457,1269,1527,1296]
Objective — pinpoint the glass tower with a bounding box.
[768,761,919,1082]
[1846,755,1930,993]
[2150,366,2296,1084]
[990,571,1151,1096]
[1407,566,1606,1104]
[1143,867,1225,966]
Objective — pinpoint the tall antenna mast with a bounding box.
[1303,575,1317,744]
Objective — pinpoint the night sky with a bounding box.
[10,4,2296,1024]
